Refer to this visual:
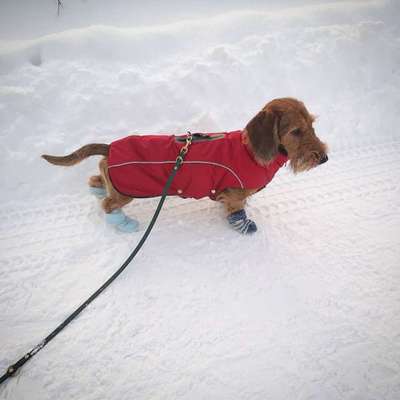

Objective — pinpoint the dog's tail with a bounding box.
[41,143,109,166]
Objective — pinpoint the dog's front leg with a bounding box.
[217,188,258,234]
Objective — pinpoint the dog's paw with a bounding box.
[227,209,258,234]
[115,218,139,233]
[105,209,139,233]
[89,186,107,199]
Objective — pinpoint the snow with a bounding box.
[1,0,400,399]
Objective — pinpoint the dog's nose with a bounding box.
[319,154,328,165]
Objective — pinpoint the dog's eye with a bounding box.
[291,128,302,137]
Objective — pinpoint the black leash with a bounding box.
[0,132,193,386]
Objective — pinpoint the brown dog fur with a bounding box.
[42,98,328,218]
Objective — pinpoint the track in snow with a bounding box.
[1,140,399,259]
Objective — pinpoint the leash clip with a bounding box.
[175,131,193,167]
[181,131,193,155]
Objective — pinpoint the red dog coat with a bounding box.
[108,130,287,199]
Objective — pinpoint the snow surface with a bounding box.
[1,0,400,399]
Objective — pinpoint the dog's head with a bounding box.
[244,98,328,173]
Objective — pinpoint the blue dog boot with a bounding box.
[228,209,257,234]
[116,217,139,233]
[89,186,107,199]
[105,209,139,233]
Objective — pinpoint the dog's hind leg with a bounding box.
[98,158,133,210]
[101,196,133,214]
[88,175,107,198]
[99,158,138,232]
[89,175,104,188]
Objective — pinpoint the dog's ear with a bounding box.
[245,110,279,163]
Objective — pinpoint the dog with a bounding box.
[42,97,328,234]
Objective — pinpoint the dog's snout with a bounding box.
[319,154,328,165]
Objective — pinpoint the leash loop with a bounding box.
[0,131,193,386]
